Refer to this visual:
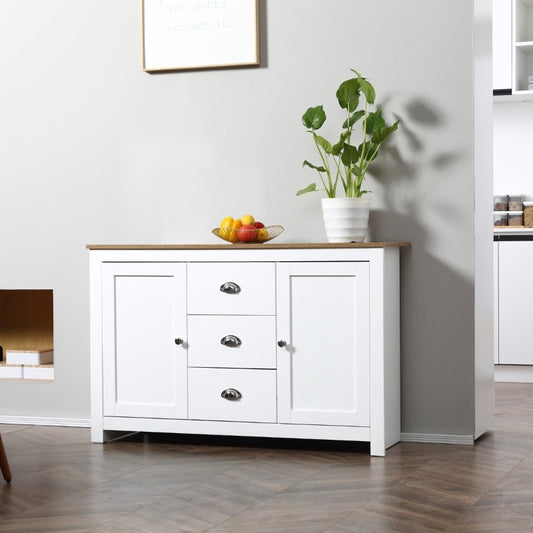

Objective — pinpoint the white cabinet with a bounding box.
[495,240,533,364]
[89,244,405,456]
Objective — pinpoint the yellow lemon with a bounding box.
[220,216,233,228]
[219,217,234,241]
[256,227,269,242]
[228,219,242,243]
[241,214,255,226]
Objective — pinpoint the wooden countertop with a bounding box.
[87,242,411,251]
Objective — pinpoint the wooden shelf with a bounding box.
[0,290,54,381]
[494,92,533,102]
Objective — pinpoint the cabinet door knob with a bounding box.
[220,335,242,347]
[219,281,241,294]
[221,388,242,401]
[174,338,184,345]
[277,340,287,348]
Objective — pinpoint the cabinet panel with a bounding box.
[277,262,370,426]
[102,263,187,418]
[188,315,276,368]
[498,241,533,364]
[187,262,275,315]
[493,0,513,91]
[494,242,500,364]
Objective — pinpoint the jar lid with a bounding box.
[523,201,533,207]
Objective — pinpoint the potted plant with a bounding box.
[297,69,400,242]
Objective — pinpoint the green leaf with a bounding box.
[314,134,333,154]
[364,142,380,162]
[331,131,350,155]
[336,78,360,112]
[296,183,317,196]
[342,110,365,129]
[340,143,359,166]
[331,140,343,156]
[303,160,326,172]
[365,109,385,134]
[371,120,400,144]
[359,78,376,104]
[302,106,326,130]
[351,164,365,178]
[349,69,376,104]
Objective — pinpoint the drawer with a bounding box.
[188,315,276,369]
[188,368,276,423]
[187,262,275,315]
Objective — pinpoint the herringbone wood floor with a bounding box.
[1,382,532,532]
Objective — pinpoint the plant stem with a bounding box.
[313,134,334,197]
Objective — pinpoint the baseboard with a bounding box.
[0,417,477,445]
[0,415,90,428]
[495,365,533,383]
[401,432,474,445]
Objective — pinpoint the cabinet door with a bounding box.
[494,242,500,364]
[499,241,533,364]
[277,262,370,426]
[493,0,512,92]
[102,263,187,418]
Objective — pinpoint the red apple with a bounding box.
[237,224,258,242]
[253,221,265,229]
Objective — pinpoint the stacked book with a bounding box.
[0,349,54,380]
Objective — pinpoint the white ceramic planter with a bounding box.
[321,197,371,243]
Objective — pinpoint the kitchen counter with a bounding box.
[494,228,533,240]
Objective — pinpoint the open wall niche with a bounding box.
[0,290,54,380]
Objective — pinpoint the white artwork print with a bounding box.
[142,0,259,71]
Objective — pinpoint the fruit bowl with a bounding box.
[212,225,284,244]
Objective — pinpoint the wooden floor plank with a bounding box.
[2,383,533,531]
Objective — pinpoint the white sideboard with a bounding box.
[88,242,407,456]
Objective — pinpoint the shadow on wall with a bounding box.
[367,96,477,435]
[369,94,470,265]
[370,206,476,435]
[370,95,465,217]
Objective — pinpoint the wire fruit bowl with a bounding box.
[212,225,284,244]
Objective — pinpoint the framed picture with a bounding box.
[142,0,260,72]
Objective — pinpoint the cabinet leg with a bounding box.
[0,435,12,483]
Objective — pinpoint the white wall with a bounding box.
[0,0,492,441]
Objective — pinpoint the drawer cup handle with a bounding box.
[220,281,241,294]
[220,335,242,347]
[221,388,242,401]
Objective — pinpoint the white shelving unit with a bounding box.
[514,0,533,92]
[493,0,533,100]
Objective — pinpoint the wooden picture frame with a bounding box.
[142,0,259,72]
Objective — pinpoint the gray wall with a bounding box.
[0,1,493,439]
